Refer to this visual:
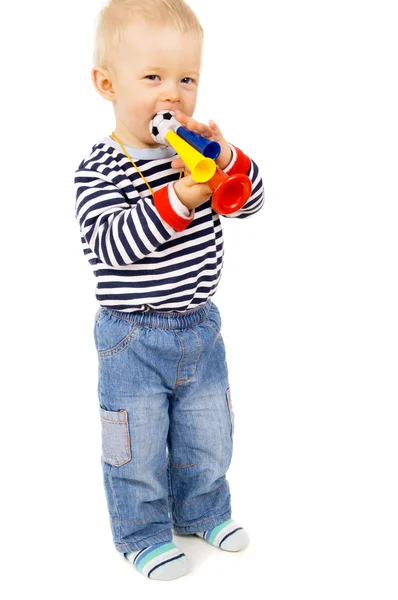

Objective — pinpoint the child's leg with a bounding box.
[167,302,248,549]
[94,309,175,555]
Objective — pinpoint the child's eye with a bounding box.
[181,77,194,84]
[145,75,160,81]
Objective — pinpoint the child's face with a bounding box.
[111,20,202,148]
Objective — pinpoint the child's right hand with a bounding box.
[173,175,212,211]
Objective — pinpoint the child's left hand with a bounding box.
[171,109,233,172]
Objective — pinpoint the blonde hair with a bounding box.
[93,0,203,71]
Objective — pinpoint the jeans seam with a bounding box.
[157,461,168,478]
[107,464,121,541]
[100,410,132,466]
[174,331,185,384]
[98,326,139,358]
[174,329,203,385]
[171,462,196,469]
[207,322,220,336]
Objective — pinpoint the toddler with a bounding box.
[75,0,264,581]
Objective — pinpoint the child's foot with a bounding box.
[194,519,249,551]
[124,541,189,580]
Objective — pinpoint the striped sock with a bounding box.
[124,541,189,580]
[195,519,250,551]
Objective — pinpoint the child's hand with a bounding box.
[173,109,233,171]
[173,175,212,211]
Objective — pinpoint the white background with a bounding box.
[1,0,397,598]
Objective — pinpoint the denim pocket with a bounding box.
[94,311,141,359]
[100,407,131,466]
[226,388,235,439]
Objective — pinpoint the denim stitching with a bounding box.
[206,305,221,334]
[171,462,196,469]
[174,331,184,384]
[226,388,234,439]
[99,326,139,358]
[207,320,220,336]
[174,329,203,385]
[157,461,168,478]
[101,410,131,466]
[190,328,203,380]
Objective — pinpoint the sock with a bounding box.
[124,541,189,580]
[195,519,249,551]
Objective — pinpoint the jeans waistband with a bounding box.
[104,300,213,330]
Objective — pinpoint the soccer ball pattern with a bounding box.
[150,110,179,144]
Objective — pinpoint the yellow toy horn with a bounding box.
[165,131,216,183]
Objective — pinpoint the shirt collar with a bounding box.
[100,136,177,160]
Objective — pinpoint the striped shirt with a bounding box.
[74,136,264,312]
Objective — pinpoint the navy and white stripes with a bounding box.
[75,141,264,312]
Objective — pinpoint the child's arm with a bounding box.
[74,167,203,267]
[173,111,264,219]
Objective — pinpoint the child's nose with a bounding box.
[160,82,180,103]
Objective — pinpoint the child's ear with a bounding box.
[91,66,116,102]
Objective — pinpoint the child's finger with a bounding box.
[180,176,211,195]
[171,158,191,177]
[208,119,223,140]
[185,118,211,136]
[174,109,189,125]
[171,157,185,169]
[181,174,196,187]
[175,109,212,138]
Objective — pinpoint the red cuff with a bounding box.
[153,184,194,232]
[224,145,251,176]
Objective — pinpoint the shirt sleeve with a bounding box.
[219,143,265,219]
[74,169,194,267]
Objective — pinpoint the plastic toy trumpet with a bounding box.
[150,111,252,214]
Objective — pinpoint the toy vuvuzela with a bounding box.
[149,111,252,214]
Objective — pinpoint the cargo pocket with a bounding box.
[100,407,131,466]
[226,388,235,440]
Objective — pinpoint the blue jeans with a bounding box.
[94,300,235,553]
